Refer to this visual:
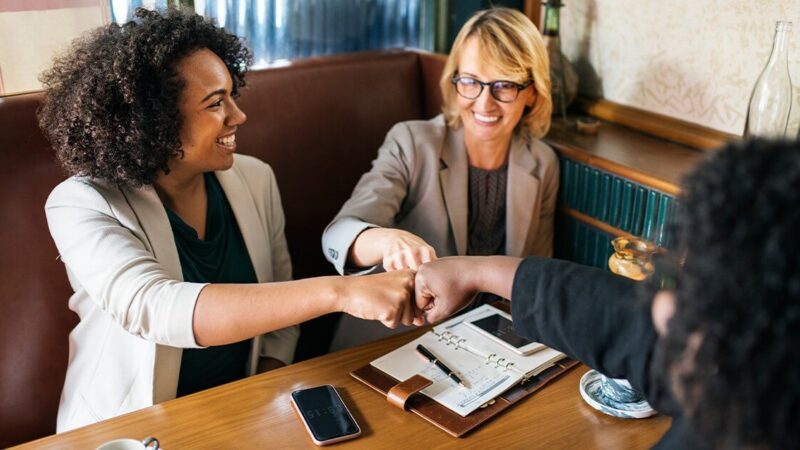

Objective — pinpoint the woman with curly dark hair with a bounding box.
[413,139,800,449]
[41,8,419,432]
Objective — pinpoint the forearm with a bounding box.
[470,256,523,299]
[510,257,654,384]
[193,277,342,346]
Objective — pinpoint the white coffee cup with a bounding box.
[96,437,159,450]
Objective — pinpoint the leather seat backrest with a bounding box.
[236,50,443,279]
[0,92,76,447]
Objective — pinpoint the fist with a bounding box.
[414,257,479,324]
[379,229,437,271]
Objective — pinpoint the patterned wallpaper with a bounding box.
[558,0,800,137]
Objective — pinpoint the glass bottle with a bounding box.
[744,21,793,139]
[541,0,578,119]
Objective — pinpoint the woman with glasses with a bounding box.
[323,8,555,280]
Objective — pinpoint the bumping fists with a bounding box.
[341,256,515,329]
[414,257,480,324]
[414,256,520,324]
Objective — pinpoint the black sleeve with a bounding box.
[510,256,655,396]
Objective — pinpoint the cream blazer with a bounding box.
[323,115,559,275]
[46,154,299,432]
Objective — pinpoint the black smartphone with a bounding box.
[290,385,361,446]
[467,313,544,355]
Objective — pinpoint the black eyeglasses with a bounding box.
[451,74,533,103]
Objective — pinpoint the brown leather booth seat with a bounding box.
[0,49,444,447]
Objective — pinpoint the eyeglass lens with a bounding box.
[454,77,525,102]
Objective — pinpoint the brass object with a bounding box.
[576,116,600,135]
[608,237,658,281]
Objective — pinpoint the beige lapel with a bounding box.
[122,184,182,278]
[215,166,270,375]
[440,127,469,255]
[506,134,540,257]
[214,167,271,283]
[120,184,184,404]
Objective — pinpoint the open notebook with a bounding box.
[369,304,566,417]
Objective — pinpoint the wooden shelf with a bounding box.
[545,117,707,196]
[576,97,739,151]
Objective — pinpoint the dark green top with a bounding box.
[168,172,257,397]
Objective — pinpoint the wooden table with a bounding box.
[14,329,670,449]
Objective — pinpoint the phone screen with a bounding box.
[469,314,534,348]
[291,385,359,442]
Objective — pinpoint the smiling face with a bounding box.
[456,37,535,153]
[172,48,247,176]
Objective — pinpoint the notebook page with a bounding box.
[370,331,520,416]
[370,305,564,416]
[433,305,565,377]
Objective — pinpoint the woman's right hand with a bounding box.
[378,229,438,271]
[335,269,422,328]
[350,227,437,271]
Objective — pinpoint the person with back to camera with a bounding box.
[413,139,800,449]
[40,8,420,432]
[323,7,557,274]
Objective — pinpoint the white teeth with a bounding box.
[216,134,235,146]
[474,112,500,123]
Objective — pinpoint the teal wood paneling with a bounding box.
[579,165,592,213]
[598,173,611,222]
[587,169,601,217]
[642,191,660,242]
[554,156,680,269]
[555,213,615,270]
[618,181,634,231]
[609,177,622,226]
[630,186,646,236]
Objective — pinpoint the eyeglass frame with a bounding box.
[450,74,534,103]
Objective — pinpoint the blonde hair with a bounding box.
[439,7,552,139]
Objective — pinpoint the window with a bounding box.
[111,0,434,68]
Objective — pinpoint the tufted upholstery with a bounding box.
[0,49,444,447]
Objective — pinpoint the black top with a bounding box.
[510,256,709,449]
[467,164,507,256]
[167,172,257,397]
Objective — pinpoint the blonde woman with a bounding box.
[323,7,556,276]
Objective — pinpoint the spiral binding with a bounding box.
[486,353,515,372]
[434,330,526,378]
[436,330,467,350]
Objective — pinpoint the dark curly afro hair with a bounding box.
[653,139,800,449]
[37,8,252,187]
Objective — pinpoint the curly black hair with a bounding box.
[37,8,252,187]
[654,139,800,449]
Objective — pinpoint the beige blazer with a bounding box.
[46,154,299,432]
[323,115,559,275]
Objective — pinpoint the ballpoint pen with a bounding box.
[415,344,467,388]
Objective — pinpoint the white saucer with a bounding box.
[579,370,657,419]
